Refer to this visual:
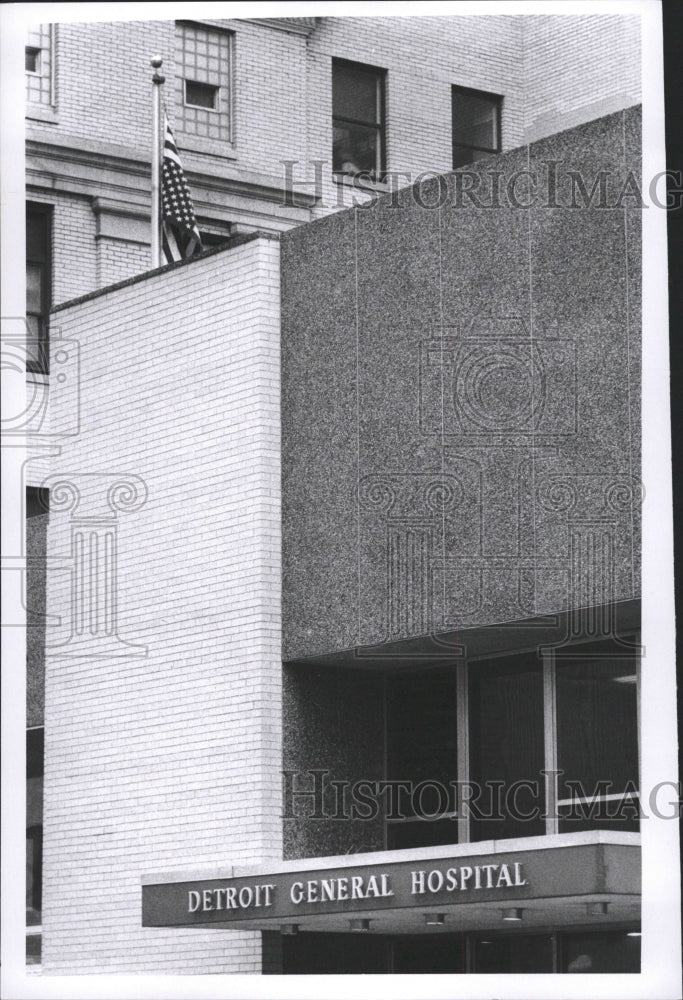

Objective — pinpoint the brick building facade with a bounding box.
[17,9,667,983]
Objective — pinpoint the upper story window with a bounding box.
[26,203,52,376]
[175,21,232,143]
[25,24,54,107]
[452,85,502,168]
[332,58,386,182]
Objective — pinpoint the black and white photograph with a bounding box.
[0,2,680,998]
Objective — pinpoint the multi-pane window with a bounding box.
[26,204,52,375]
[25,24,53,107]
[452,85,501,168]
[332,59,385,181]
[175,21,232,142]
[382,636,640,848]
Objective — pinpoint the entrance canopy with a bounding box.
[142,831,639,936]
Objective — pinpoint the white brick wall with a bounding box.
[96,237,150,287]
[41,237,282,973]
[522,14,641,141]
[27,190,97,303]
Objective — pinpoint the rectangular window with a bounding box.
[452,85,501,168]
[26,204,52,375]
[380,635,639,850]
[25,25,53,106]
[25,47,40,73]
[185,80,218,111]
[385,667,458,849]
[468,653,545,842]
[332,58,385,182]
[175,21,232,142]
[555,639,640,832]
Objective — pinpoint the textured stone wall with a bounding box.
[281,108,641,661]
[283,664,385,860]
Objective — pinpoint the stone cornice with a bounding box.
[26,135,318,216]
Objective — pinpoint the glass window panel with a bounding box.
[556,641,639,833]
[562,930,640,973]
[453,91,498,149]
[385,667,458,848]
[27,213,48,260]
[387,668,458,801]
[468,654,545,841]
[283,931,390,974]
[185,80,217,109]
[473,934,554,973]
[27,263,42,313]
[333,62,380,123]
[26,933,42,966]
[25,48,40,73]
[453,145,494,169]
[333,122,380,178]
[26,827,42,922]
[392,934,467,974]
[387,818,459,850]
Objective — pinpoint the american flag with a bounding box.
[161,112,202,264]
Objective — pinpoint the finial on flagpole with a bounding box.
[151,56,165,85]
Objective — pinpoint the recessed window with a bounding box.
[175,21,232,142]
[555,641,640,832]
[378,635,639,850]
[332,58,385,181]
[468,653,545,842]
[184,80,218,111]
[25,47,40,73]
[452,85,502,168]
[386,667,459,850]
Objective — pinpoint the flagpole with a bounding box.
[150,57,165,268]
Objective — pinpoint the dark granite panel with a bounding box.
[353,197,445,645]
[282,664,385,860]
[527,110,640,615]
[354,192,442,333]
[27,513,47,727]
[438,147,535,634]
[623,105,642,599]
[281,110,641,659]
[281,215,359,659]
[439,145,530,327]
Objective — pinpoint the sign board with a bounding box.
[142,842,640,927]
